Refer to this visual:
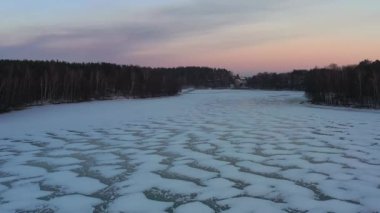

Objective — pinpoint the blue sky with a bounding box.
[1,0,379,73]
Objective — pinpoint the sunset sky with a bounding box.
[1,0,379,74]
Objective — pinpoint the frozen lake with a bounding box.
[1,90,380,212]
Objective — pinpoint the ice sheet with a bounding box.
[1,89,380,212]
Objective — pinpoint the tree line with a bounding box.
[2,59,379,111]
[0,60,233,112]
[305,60,380,108]
[246,70,307,90]
[246,60,380,108]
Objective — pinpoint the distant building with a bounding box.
[234,76,247,88]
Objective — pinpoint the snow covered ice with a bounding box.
[1,90,380,212]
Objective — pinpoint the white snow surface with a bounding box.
[1,89,380,212]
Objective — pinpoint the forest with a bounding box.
[1,59,380,112]
[305,60,380,108]
[0,60,233,112]
[246,70,307,90]
[246,60,380,108]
